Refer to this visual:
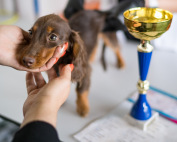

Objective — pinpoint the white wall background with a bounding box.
[16,0,69,23]
[0,0,15,14]
[1,0,117,23]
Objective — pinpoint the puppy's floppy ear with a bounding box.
[69,30,88,84]
[69,30,83,59]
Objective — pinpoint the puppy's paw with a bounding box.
[117,60,125,69]
[77,101,89,117]
[76,91,89,117]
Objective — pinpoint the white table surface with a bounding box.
[0,18,177,142]
[74,100,177,142]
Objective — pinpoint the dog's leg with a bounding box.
[101,32,125,68]
[101,43,107,70]
[89,39,98,63]
[76,65,91,117]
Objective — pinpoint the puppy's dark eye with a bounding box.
[28,30,32,37]
[49,34,57,41]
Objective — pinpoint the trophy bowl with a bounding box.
[124,7,173,41]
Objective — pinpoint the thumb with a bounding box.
[59,64,71,80]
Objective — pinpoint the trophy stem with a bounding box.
[130,40,153,120]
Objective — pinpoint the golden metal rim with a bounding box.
[123,7,173,24]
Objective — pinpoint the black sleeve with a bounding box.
[12,121,61,142]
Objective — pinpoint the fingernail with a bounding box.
[54,58,58,64]
[59,42,68,57]
[60,46,64,54]
[60,42,68,53]
[61,51,66,57]
[69,64,74,72]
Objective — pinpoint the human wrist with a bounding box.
[38,93,64,110]
[21,101,58,128]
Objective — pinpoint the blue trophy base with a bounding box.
[125,112,159,131]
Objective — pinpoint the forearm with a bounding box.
[145,0,177,13]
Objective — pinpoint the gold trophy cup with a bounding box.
[123,7,173,131]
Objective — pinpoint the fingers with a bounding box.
[52,46,62,59]
[52,42,68,58]
[33,72,46,88]
[38,43,68,72]
[47,64,71,82]
[26,72,37,94]
[47,67,58,81]
[59,64,71,80]
[59,64,65,72]
[38,58,56,72]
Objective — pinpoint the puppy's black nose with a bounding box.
[23,57,35,67]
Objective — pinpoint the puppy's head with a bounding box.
[21,14,87,83]
[20,14,72,69]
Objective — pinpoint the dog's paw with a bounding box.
[117,60,125,69]
[76,92,89,117]
[77,101,89,117]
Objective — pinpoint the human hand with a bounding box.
[21,64,71,128]
[0,25,63,72]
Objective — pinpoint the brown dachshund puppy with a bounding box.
[20,14,89,117]
[20,11,125,117]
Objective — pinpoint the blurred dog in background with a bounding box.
[64,0,145,70]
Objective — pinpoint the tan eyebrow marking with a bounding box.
[33,25,38,31]
[47,26,53,33]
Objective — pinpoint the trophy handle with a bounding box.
[130,40,153,120]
